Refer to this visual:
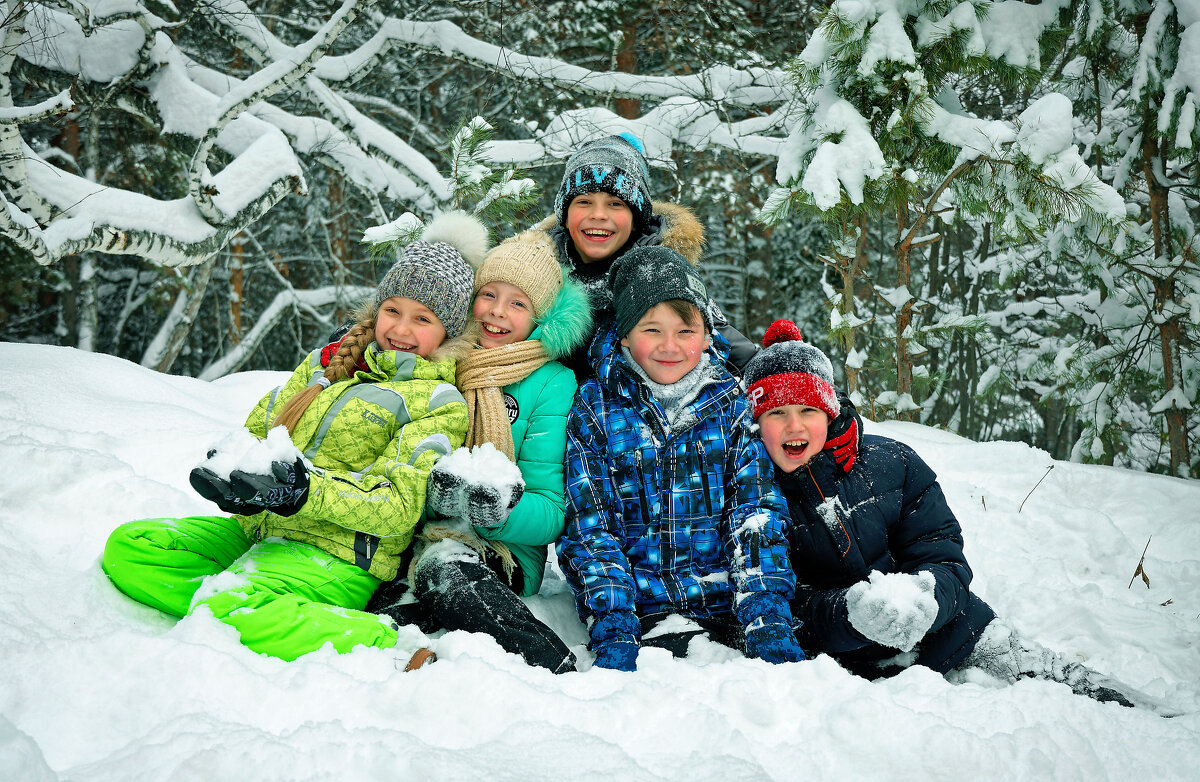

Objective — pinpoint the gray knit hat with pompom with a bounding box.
[375,211,489,338]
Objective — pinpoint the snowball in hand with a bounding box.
[433,442,524,509]
[197,426,303,480]
[845,570,938,652]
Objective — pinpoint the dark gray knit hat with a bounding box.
[375,212,489,339]
[553,133,652,231]
[609,245,711,339]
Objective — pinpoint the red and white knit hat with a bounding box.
[743,320,839,421]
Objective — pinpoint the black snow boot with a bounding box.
[413,553,577,674]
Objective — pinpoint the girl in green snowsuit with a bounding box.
[102,213,486,662]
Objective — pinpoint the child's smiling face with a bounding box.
[472,281,535,348]
[566,193,634,264]
[758,404,830,472]
[374,297,446,358]
[620,302,707,385]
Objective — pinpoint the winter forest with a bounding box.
[0,0,1197,478]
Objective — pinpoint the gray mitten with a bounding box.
[466,481,524,528]
[426,461,469,518]
[845,570,938,652]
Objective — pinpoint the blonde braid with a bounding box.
[272,315,376,435]
[327,318,376,382]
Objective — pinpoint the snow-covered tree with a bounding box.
[2,0,1192,475]
[757,0,1129,427]
[1041,0,1199,477]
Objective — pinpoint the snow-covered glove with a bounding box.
[825,390,863,474]
[466,481,524,528]
[189,465,265,516]
[426,461,469,518]
[227,459,310,517]
[845,570,938,652]
[590,610,641,672]
[740,592,805,664]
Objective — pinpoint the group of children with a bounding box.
[102,133,1152,708]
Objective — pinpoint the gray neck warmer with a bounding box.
[622,349,719,432]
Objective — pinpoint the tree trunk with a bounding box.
[143,263,214,373]
[615,23,640,119]
[1141,120,1192,476]
[894,200,915,421]
[229,239,244,345]
[328,172,351,325]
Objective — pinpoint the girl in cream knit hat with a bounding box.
[367,229,592,674]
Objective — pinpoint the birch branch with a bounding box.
[188,0,372,223]
[198,284,372,380]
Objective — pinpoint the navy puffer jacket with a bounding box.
[777,434,994,676]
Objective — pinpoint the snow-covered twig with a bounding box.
[188,0,370,223]
[198,284,372,380]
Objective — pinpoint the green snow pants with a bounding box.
[102,515,398,661]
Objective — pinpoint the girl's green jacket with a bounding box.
[240,344,468,581]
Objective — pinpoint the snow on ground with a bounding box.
[0,342,1197,781]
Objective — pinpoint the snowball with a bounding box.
[198,426,303,480]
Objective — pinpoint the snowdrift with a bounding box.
[1,343,1197,781]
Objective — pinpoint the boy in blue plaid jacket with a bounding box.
[557,246,803,671]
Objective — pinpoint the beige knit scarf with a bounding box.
[409,338,550,588]
[454,339,549,459]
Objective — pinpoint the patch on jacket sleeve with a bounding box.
[408,433,453,465]
[504,393,519,424]
[429,383,466,411]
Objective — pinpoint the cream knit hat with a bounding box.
[473,230,565,318]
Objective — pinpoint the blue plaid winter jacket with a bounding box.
[558,321,794,624]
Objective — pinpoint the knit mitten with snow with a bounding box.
[228,458,310,517]
[466,480,524,528]
[961,619,1141,709]
[740,592,805,664]
[590,610,641,672]
[426,461,469,518]
[845,570,938,652]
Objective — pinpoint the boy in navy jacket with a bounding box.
[743,319,1153,708]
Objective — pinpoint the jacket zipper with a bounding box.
[807,464,852,559]
[696,441,713,516]
[634,450,651,524]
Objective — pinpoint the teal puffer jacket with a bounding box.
[474,359,577,596]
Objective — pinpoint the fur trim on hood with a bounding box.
[532,276,593,359]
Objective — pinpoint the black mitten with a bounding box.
[189,466,265,516]
[229,459,310,517]
[466,481,524,528]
